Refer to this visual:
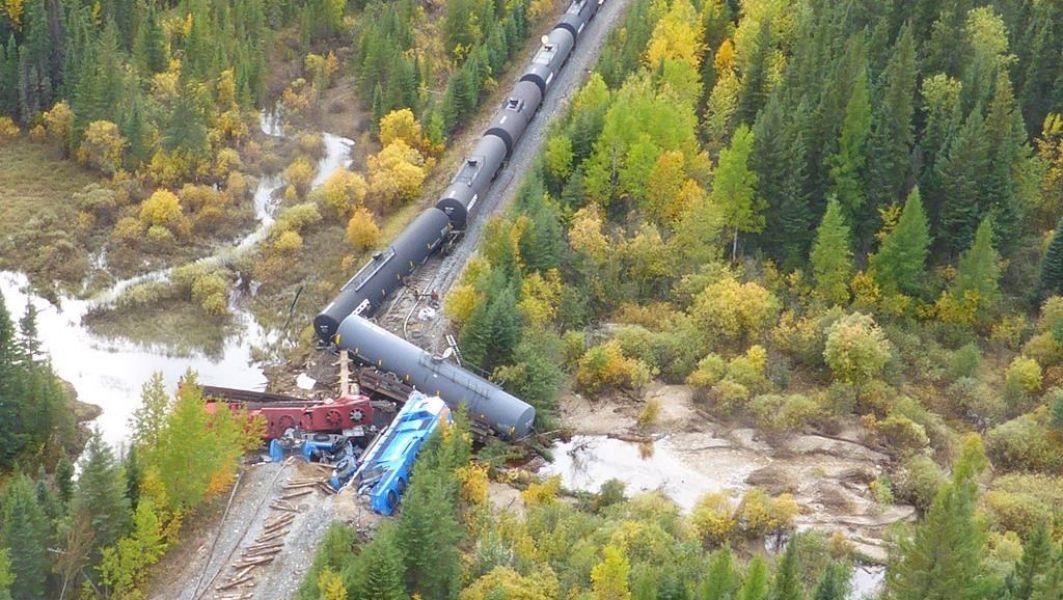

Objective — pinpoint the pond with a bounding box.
[0,113,354,447]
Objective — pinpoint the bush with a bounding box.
[690,275,780,347]
[319,169,368,218]
[893,455,947,512]
[735,489,798,538]
[984,490,1051,538]
[691,492,736,546]
[986,409,1063,474]
[687,354,727,388]
[948,343,982,380]
[824,312,891,385]
[870,413,930,457]
[345,207,381,251]
[725,345,768,391]
[747,394,819,435]
[0,116,20,140]
[1005,356,1043,394]
[575,340,651,393]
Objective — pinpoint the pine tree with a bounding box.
[828,63,871,222]
[738,555,770,600]
[349,523,406,600]
[131,372,170,448]
[811,562,849,600]
[918,74,964,231]
[938,107,990,256]
[1,475,50,600]
[950,217,1002,311]
[737,20,771,126]
[984,72,1029,251]
[864,26,916,240]
[810,197,853,306]
[1006,524,1054,600]
[1038,217,1063,298]
[0,548,12,600]
[712,124,762,260]
[396,467,461,600]
[55,455,74,504]
[73,430,131,566]
[700,547,738,600]
[125,445,142,511]
[871,187,931,296]
[770,539,803,600]
[887,437,988,600]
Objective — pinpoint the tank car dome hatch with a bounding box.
[335,315,535,438]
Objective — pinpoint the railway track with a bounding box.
[375,0,634,354]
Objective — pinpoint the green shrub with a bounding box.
[893,455,947,512]
[986,409,1063,474]
[948,343,982,380]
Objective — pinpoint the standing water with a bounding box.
[0,112,355,446]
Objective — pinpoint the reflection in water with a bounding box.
[0,114,356,447]
[0,271,268,446]
[541,435,757,511]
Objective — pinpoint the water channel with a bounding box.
[0,112,354,448]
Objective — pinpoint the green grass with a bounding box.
[0,140,100,285]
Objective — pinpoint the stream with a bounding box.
[0,111,354,448]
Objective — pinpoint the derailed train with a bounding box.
[315,0,606,438]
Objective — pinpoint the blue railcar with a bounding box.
[333,391,451,515]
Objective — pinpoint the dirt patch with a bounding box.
[488,482,526,517]
[546,390,916,564]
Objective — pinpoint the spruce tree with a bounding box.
[770,539,803,600]
[870,187,931,296]
[938,107,990,256]
[396,467,461,600]
[738,555,770,600]
[828,63,871,222]
[0,548,12,600]
[349,523,407,600]
[72,430,131,566]
[737,20,771,126]
[811,562,849,600]
[984,72,1030,252]
[1039,218,1063,298]
[864,26,916,236]
[1,475,50,600]
[1007,524,1054,600]
[701,547,738,600]
[951,217,1002,311]
[55,456,74,504]
[887,438,988,600]
[810,197,853,306]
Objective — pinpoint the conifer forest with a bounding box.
[2,0,1063,598]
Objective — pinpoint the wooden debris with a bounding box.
[242,547,282,560]
[217,573,253,590]
[280,488,313,500]
[318,482,337,495]
[255,529,289,544]
[283,481,320,490]
[233,555,275,569]
[263,516,294,532]
[263,514,294,529]
[269,501,298,512]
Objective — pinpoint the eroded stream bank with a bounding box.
[0,113,354,446]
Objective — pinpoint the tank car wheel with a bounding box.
[397,478,407,494]
[349,409,365,422]
[325,409,343,425]
[387,490,399,513]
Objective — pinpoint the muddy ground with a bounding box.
[549,382,915,563]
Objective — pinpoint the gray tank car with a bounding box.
[335,315,535,438]
[313,208,451,341]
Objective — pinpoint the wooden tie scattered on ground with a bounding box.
[213,476,333,598]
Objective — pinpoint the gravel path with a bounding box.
[380,0,634,352]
